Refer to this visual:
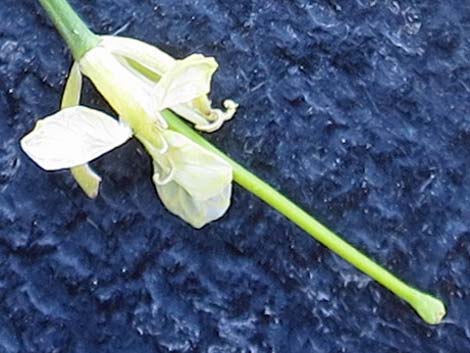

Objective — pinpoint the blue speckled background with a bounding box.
[1,0,470,352]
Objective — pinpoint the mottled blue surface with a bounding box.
[1,0,470,352]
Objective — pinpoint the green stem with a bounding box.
[38,0,446,324]
[162,110,446,325]
[38,0,99,60]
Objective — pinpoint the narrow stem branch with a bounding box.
[38,0,99,60]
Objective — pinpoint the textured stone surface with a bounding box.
[1,0,470,352]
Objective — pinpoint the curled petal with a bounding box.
[156,178,232,229]
[148,130,233,227]
[154,54,218,110]
[158,130,232,200]
[21,106,132,170]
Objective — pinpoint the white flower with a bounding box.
[20,36,238,228]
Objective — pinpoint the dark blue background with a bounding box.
[1,0,469,352]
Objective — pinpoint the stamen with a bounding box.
[195,111,225,132]
[195,100,239,132]
[223,99,239,118]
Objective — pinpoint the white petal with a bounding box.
[100,35,175,76]
[154,54,218,110]
[158,130,233,200]
[21,106,132,170]
[156,178,232,229]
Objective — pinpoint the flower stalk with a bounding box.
[38,0,99,60]
[35,0,446,324]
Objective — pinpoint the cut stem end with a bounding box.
[410,292,446,325]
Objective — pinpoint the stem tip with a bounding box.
[410,293,446,325]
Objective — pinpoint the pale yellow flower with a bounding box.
[21,36,238,228]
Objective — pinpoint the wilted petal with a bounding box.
[144,130,233,228]
[158,130,232,200]
[156,179,231,229]
[21,106,132,170]
[154,54,218,110]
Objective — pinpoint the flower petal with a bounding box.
[156,177,232,229]
[100,35,175,76]
[154,54,218,110]
[156,130,233,200]
[21,106,132,170]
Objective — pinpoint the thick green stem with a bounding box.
[38,0,99,60]
[162,110,446,325]
[38,0,446,324]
